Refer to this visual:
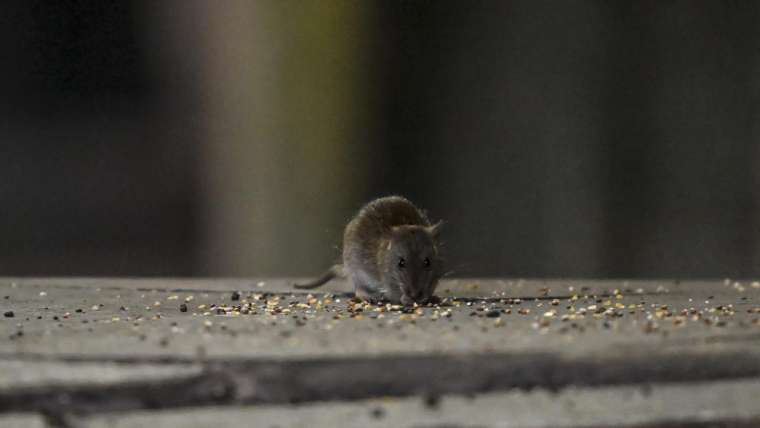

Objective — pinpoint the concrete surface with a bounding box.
[82,379,760,428]
[1,277,759,427]
[0,413,47,428]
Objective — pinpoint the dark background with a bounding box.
[1,1,759,278]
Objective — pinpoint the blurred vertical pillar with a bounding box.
[599,2,760,277]
[393,1,609,277]
[189,1,375,275]
[753,16,760,274]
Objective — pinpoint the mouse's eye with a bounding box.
[397,257,406,269]
[423,257,431,268]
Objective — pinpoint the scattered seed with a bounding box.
[370,407,385,419]
[424,394,441,409]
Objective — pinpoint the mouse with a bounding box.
[294,196,443,306]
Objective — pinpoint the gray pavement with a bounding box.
[82,379,760,428]
[1,277,759,426]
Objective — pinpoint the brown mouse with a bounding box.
[294,196,443,305]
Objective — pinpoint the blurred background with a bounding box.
[1,0,759,278]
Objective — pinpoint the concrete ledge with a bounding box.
[0,278,758,426]
[79,378,760,428]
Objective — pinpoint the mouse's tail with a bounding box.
[294,264,343,289]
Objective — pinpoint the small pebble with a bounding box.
[3,311,13,318]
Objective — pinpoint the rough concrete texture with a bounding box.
[2,278,758,361]
[0,360,202,391]
[1,277,759,426]
[0,413,47,428]
[82,379,760,428]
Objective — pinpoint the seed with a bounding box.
[231,291,241,301]
[370,407,385,419]
[424,394,441,409]
[179,304,188,313]
[3,311,13,318]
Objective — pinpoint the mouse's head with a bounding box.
[383,222,443,305]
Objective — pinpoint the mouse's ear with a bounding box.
[428,221,443,238]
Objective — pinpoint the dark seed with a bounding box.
[179,303,188,313]
[3,311,13,318]
[424,394,441,409]
[231,291,241,301]
[370,407,385,419]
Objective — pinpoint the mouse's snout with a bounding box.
[400,288,426,306]
[411,289,428,303]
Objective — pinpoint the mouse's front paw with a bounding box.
[427,295,441,305]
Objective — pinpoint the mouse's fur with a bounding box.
[295,196,443,305]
